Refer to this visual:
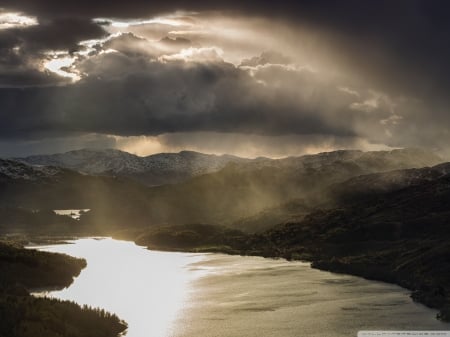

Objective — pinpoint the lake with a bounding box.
[35,238,450,337]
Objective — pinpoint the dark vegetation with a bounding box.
[230,199,311,233]
[0,242,127,337]
[133,224,248,253]
[0,241,85,288]
[0,207,78,235]
[0,296,126,337]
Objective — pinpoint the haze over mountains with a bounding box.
[15,147,441,186]
[0,147,444,233]
[15,149,249,186]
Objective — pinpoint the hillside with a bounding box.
[327,162,450,205]
[230,158,449,232]
[257,173,450,320]
[144,148,442,227]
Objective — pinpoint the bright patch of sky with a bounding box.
[0,10,38,29]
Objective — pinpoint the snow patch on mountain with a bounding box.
[14,149,249,185]
[11,148,443,186]
[0,159,61,181]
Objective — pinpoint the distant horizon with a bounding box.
[3,145,438,161]
[0,132,397,159]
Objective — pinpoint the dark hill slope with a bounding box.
[132,173,450,320]
[254,174,450,321]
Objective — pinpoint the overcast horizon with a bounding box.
[1,1,450,158]
[0,144,412,160]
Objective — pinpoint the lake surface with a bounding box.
[35,238,450,337]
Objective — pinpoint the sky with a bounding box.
[0,0,450,158]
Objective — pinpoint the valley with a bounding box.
[2,148,450,324]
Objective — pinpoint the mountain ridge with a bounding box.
[13,147,442,186]
[14,148,250,186]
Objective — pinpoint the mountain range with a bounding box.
[14,147,442,187]
[15,149,249,186]
[0,147,444,232]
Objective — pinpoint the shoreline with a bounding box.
[17,233,450,323]
[134,241,450,323]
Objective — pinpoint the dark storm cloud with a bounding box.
[0,17,107,86]
[1,18,107,53]
[4,0,334,19]
[2,0,450,157]
[3,0,450,99]
[0,134,117,157]
[3,0,444,22]
[0,52,358,139]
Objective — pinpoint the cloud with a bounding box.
[0,39,448,157]
[3,1,450,100]
[0,10,38,29]
[0,17,107,86]
[0,50,360,139]
[14,18,107,53]
[1,1,450,157]
[1,1,329,20]
[0,133,117,157]
[159,46,223,62]
[240,51,291,67]
[0,131,393,159]
[116,132,392,158]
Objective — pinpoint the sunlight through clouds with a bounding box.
[96,16,191,29]
[159,46,224,62]
[0,10,37,29]
[1,2,450,157]
[44,56,81,82]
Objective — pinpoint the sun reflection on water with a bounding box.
[35,238,207,337]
